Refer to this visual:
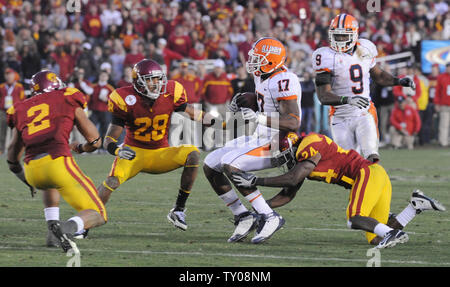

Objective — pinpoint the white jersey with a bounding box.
[252,67,302,139]
[312,38,377,117]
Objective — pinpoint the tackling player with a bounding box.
[96,59,212,232]
[312,14,415,162]
[6,70,107,254]
[203,37,302,244]
[232,132,446,248]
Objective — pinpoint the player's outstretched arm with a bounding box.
[266,180,305,209]
[370,64,415,90]
[71,107,102,153]
[184,104,223,127]
[232,154,320,189]
[316,83,369,109]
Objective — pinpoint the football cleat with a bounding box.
[167,208,187,231]
[49,221,80,254]
[251,211,285,244]
[74,229,89,240]
[227,211,258,243]
[376,229,409,249]
[410,189,446,214]
[46,229,60,248]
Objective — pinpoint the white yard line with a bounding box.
[0,245,448,266]
[0,217,431,234]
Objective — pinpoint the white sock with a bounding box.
[374,223,393,238]
[68,216,85,234]
[219,190,248,216]
[245,190,272,215]
[44,207,59,221]
[395,203,417,227]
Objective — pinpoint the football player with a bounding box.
[96,59,212,231]
[203,37,302,244]
[231,132,446,248]
[6,70,107,254]
[312,14,416,162]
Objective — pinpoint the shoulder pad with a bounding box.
[108,89,128,113]
[356,38,378,59]
[312,47,335,73]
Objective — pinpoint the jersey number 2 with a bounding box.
[27,104,50,135]
[349,64,363,94]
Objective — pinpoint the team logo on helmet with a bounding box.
[246,37,286,76]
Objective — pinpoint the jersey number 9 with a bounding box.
[349,64,363,94]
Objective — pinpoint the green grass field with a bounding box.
[0,147,449,267]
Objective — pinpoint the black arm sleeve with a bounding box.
[314,72,332,86]
[111,115,125,127]
[174,103,188,112]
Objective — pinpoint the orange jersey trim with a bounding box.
[277,95,298,101]
[315,68,331,73]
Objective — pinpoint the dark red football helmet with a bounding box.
[271,131,301,170]
[31,70,65,96]
[132,59,167,100]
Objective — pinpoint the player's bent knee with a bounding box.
[186,150,200,165]
[204,153,223,173]
[222,164,239,177]
[203,163,220,179]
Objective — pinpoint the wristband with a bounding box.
[341,96,348,104]
[88,137,101,145]
[393,77,400,86]
[256,113,268,126]
[107,141,119,156]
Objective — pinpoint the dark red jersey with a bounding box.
[107,80,188,149]
[7,87,87,163]
[295,133,373,189]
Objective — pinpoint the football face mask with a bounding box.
[271,132,301,172]
[136,71,167,100]
[329,14,359,53]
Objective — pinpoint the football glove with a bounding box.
[241,107,258,121]
[398,77,416,90]
[116,146,136,160]
[228,94,241,112]
[343,96,370,109]
[231,171,257,189]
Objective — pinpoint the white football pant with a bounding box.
[330,113,379,158]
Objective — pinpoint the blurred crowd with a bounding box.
[0,0,450,154]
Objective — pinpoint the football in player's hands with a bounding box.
[231,171,257,188]
[230,92,258,112]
